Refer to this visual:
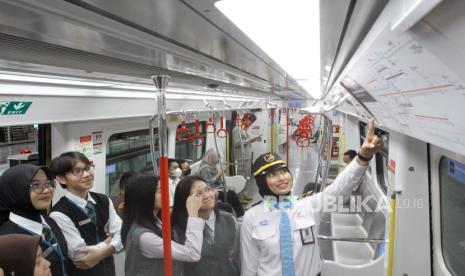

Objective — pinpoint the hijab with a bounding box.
[0,164,51,225]
[0,234,41,276]
[252,153,291,200]
[201,148,220,166]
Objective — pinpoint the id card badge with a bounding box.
[299,226,315,245]
[42,246,54,258]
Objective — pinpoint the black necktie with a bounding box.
[41,224,59,251]
[85,201,97,225]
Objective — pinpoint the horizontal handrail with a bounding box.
[318,235,386,243]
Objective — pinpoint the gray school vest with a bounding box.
[182,211,239,276]
[125,224,182,276]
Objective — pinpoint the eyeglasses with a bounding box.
[195,186,215,197]
[70,164,95,177]
[29,180,56,193]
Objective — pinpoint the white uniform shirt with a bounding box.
[240,160,368,276]
[169,177,180,207]
[205,211,216,241]
[9,212,48,235]
[232,126,253,155]
[50,191,123,260]
[139,217,205,261]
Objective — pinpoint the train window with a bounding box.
[359,121,368,146]
[439,157,465,275]
[360,121,389,193]
[175,121,206,162]
[0,125,39,174]
[105,129,159,209]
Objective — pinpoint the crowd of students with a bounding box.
[0,151,242,276]
[0,119,382,276]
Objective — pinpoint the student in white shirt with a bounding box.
[0,164,69,276]
[168,158,182,207]
[171,176,240,276]
[240,118,384,276]
[121,174,204,276]
[49,152,122,276]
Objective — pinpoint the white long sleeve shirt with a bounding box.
[139,217,205,262]
[240,160,368,276]
[50,191,123,260]
[9,212,48,235]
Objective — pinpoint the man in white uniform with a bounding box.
[240,118,383,276]
[232,113,260,202]
[168,158,182,207]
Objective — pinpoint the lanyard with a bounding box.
[18,224,67,276]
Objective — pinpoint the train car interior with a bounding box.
[0,0,464,275]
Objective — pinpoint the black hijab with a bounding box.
[254,166,292,200]
[0,164,51,225]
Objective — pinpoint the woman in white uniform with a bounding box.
[240,118,383,276]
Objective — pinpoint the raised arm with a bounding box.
[139,217,205,262]
[308,118,384,220]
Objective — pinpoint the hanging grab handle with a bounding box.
[293,117,313,147]
[206,116,216,134]
[192,118,204,147]
[216,114,227,138]
[296,134,311,147]
[176,118,192,141]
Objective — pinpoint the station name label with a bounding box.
[0,101,32,115]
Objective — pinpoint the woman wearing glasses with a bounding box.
[171,176,240,276]
[122,175,205,275]
[0,164,69,276]
[49,151,122,276]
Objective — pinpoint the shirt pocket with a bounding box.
[252,221,276,240]
[292,211,315,231]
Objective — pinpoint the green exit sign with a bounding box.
[0,101,32,115]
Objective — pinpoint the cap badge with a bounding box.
[264,153,275,163]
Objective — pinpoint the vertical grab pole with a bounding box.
[149,114,159,176]
[270,108,275,152]
[151,75,172,276]
[286,108,289,165]
[387,192,397,276]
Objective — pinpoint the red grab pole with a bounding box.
[152,75,172,276]
[158,156,172,276]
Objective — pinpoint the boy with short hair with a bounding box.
[50,151,122,276]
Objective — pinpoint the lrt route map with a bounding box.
[341,26,465,155]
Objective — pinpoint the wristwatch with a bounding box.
[357,152,373,162]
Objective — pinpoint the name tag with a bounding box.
[79,218,92,226]
[300,226,315,245]
[42,246,54,258]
